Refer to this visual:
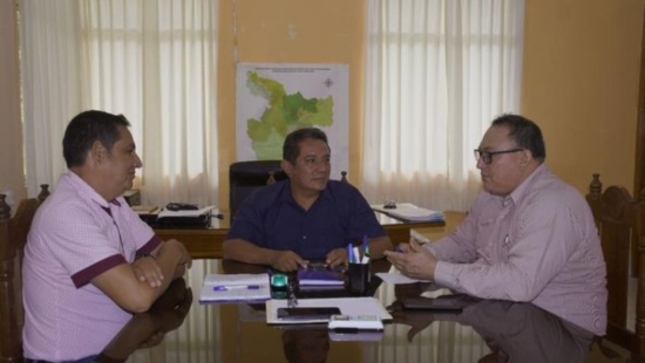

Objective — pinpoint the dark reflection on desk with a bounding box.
[96,278,192,363]
[282,328,330,363]
[390,296,593,363]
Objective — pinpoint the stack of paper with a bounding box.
[371,203,444,222]
[199,273,271,303]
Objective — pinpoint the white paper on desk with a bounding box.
[376,272,431,284]
[410,229,431,244]
[266,297,392,325]
[203,273,270,286]
[157,205,216,218]
[200,285,271,303]
[371,203,444,222]
[199,273,271,303]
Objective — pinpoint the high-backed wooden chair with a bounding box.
[586,173,645,360]
[0,197,40,362]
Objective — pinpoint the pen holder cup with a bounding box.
[347,263,370,296]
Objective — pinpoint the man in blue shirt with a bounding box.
[223,128,392,272]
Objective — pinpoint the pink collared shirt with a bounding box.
[428,164,607,336]
[23,170,162,361]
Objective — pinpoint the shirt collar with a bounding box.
[276,179,333,206]
[506,163,548,206]
[63,170,122,208]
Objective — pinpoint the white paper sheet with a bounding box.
[410,229,431,244]
[203,273,270,286]
[199,273,271,302]
[375,272,431,284]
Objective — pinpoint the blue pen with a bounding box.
[361,235,370,263]
[213,285,260,291]
[347,243,354,263]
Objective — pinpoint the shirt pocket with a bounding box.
[474,215,497,261]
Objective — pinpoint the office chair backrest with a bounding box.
[229,160,288,220]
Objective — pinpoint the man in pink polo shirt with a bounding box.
[22,110,192,362]
[386,114,607,347]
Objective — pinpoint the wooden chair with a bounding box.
[586,173,645,361]
[0,196,40,362]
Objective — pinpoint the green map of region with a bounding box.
[245,71,334,160]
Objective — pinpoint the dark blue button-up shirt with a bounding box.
[227,179,386,260]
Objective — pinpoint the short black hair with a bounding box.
[62,110,131,167]
[491,114,546,162]
[282,127,330,164]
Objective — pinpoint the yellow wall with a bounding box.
[1,0,644,206]
[216,0,367,206]
[215,0,645,204]
[522,0,644,194]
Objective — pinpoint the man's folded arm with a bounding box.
[91,239,188,313]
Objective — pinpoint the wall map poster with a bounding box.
[235,63,349,179]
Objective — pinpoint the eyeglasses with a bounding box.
[474,148,523,165]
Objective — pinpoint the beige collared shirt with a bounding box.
[428,164,607,336]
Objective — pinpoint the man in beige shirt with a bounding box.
[386,114,607,338]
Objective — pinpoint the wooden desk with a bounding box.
[154,212,452,259]
[98,258,594,363]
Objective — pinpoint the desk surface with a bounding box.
[101,213,593,363]
[97,259,592,363]
[155,211,456,260]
